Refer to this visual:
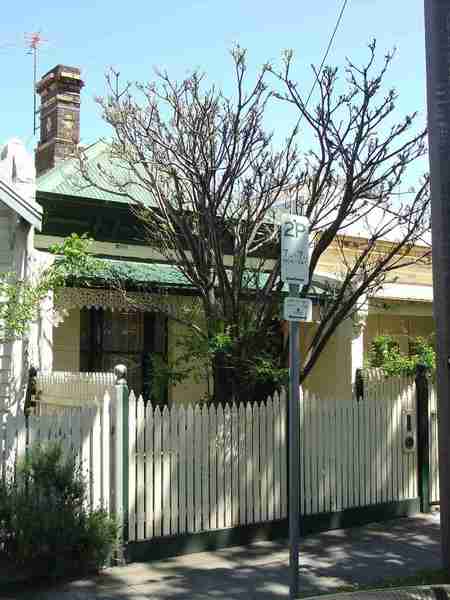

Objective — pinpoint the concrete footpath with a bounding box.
[2,513,443,600]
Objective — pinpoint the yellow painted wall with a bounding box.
[52,309,80,371]
[300,317,354,400]
[167,317,210,406]
[365,311,434,356]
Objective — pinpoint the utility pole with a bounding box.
[424,0,450,571]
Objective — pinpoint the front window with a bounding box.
[80,308,167,402]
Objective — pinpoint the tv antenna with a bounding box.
[25,31,48,135]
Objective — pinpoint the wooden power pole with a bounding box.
[424,0,450,571]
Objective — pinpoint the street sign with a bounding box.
[281,214,310,285]
[280,213,310,599]
[284,297,312,322]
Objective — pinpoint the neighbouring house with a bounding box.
[0,63,434,411]
[0,138,52,414]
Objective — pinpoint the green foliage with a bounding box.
[208,330,234,355]
[409,336,436,371]
[148,352,192,405]
[368,334,436,376]
[0,233,99,341]
[0,274,48,340]
[147,333,215,404]
[0,442,117,578]
[49,233,101,282]
[148,319,287,404]
[249,354,288,389]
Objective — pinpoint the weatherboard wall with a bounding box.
[0,204,13,413]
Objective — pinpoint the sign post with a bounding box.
[281,214,310,600]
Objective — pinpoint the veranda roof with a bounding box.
[63,256,326,298]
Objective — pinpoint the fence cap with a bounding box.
[114,364,127,384]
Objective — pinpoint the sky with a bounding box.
[0,0,428,185]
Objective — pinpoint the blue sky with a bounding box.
[1,0,427,182]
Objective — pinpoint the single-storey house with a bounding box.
[0,64,434,412]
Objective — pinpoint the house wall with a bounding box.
[299,316,354,400]
[0,207,12,270]
[365,309,434,356]
[0,203,48,414]
[168,319,210,406]
[52,309,80,372]
[0,204,13,413]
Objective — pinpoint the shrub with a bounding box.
[0,442,117,578]
[368,334,436,376]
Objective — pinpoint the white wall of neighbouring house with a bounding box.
[0,202,14,413]
[27,249,55,377]
[0,139,49,415]
[0,204,44,414]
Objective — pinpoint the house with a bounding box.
[0,138,50,414]
[0,63,434,411]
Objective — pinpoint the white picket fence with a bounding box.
[0,390,113,510]
[1,372,422,546]
[128,378,418,542]
[430,380,439,504]
[127,392,287,541]
[35,371,115,415]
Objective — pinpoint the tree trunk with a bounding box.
[212,352,233,405]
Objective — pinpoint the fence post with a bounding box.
[416,363,431,513]
[113,364,129,554]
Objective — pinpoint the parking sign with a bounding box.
[281,214,310,285]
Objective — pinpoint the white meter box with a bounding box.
[281,214,310,285]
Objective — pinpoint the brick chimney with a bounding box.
[35,65,84,176]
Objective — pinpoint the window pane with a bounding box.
[102,311,144,353]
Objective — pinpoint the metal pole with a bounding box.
[424,0,450,571]
[289,285,300,598]
[33,46,37,135]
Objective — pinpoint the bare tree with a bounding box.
[270,39,429,382]
[79,41,429,403]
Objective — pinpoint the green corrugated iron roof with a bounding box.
[37,141,153,205]
[86,259,193,288]
[78,257,326,297]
